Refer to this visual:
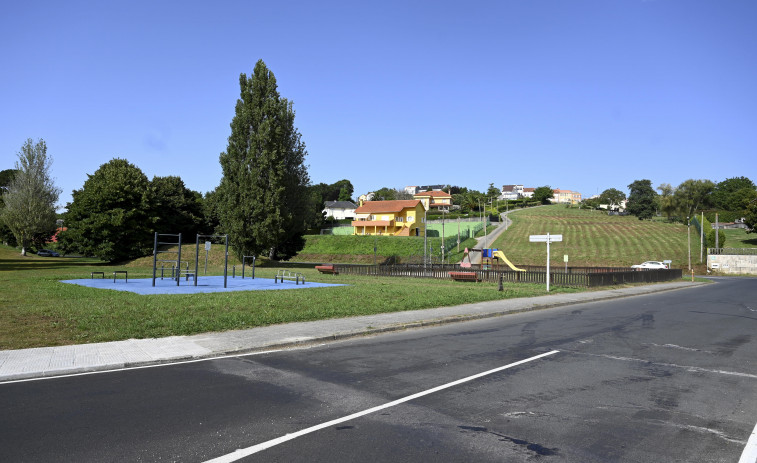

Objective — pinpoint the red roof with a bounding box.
[355,200,422,214]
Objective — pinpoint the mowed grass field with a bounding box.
[493,205,699,269]
[0,243,580,350]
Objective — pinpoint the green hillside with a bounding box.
[493,205,700,269]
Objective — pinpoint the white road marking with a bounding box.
[567,350,757,379]
[203,350,561,463]
[739,421,757,463]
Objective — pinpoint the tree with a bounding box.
[217,60,310,261]
[598,188,626,210]
[745,199,757,233]
[711,177,756,211]
[532,186,554,205]
[150,176,204,237]
[656,183,677,220]
[626,179,658,220]
[59,159,153,262]
[486,183,500,198]
[673,179,715,220]
[1,139,60,256]
[0,169,20,246]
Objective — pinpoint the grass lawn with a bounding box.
[492,205,705,269]
[0,243,583,350]
[722,228,757,248]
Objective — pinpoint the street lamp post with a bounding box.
[423,206,428,271]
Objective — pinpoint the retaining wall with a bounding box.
[707,254,757,275]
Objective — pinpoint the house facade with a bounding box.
[323,201,357,220]
[499,185,524,200]
[352,200,427,236]
[413,190,453,210]
[551,189,582,204]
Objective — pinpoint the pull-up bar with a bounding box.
[194,234,229,288]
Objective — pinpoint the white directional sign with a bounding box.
[529,234,563,242]
[529,233,563,292]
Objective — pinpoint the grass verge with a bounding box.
[0,244,583,349]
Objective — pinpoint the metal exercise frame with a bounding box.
[194,234,229,288]
[152,233,183,287]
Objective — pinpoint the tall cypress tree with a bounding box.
[218,60,310,260]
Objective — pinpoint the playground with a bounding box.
[61,275,345,295]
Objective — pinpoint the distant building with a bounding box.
[499,185,524,200]
[413,190,453,210]
[551,189,582,204]
[358,192,375,203]
[522,187,535,198]
[323,201,357,220]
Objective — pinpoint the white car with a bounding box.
[631,261,668,269]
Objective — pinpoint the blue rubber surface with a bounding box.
[61,275,346,295]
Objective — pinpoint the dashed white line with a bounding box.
[203,350,561,462]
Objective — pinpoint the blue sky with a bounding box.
[2,0,755,209]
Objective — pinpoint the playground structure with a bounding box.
[460,247,525,271]
[152,233,230,288]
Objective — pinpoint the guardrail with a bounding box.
[708,248,757,256]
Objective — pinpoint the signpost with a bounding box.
[529,233,563,292]
[204,241,211,274]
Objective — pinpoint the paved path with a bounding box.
[470,209,516,264]
[0,281,704,382]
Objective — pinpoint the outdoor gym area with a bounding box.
[60,232,346,295]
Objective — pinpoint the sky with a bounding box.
[2,0,756,210]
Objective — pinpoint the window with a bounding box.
[407,216,414,222]
[396,217,403,222]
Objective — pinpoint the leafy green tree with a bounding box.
[372,187,397,201]
[745,199,757,233]
[533,186,554,205]
[656,183,677,220]
[150,176,204,237]
[217,59,310,261]
[0,169,19,245]
[59,159,153,262]
[711,177,756,211]
[626,179,658,220]
[1,139,60,255]
[486,183,500,198]
[674,179,715,220]
[599,188,626,210]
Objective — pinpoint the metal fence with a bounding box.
[708,248,757,256]
[329,263,682,288]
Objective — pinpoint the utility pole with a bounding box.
[687,217,691,271]
[700,211,704,263]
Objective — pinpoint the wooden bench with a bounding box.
[449,271,479,282]
[315,265,338,275]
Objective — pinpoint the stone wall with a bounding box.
[707,254,757,275]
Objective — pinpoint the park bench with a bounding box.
[113,270,128,283]
[448,271,479,282]
[275,269,305,285]
[315,265,338,275]
[91,271,105,279]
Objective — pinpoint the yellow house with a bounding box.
[413,190,453,210]
[552,189,582,204]
[352,200,427,236]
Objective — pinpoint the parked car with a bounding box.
[37,249,60,257]
[631,261,667,269]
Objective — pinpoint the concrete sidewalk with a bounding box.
[0,281,705,382]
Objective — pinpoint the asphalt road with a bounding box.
[2,277,756,462]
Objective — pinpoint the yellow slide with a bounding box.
[492,250,526,271]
